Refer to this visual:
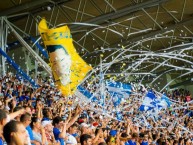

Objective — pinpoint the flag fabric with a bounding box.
[77,81,132,107]
[106,81,132,106]
[109,92,122,107]
[116,111,123,121]
[157,95,172,109]
[38,19,92,96]
[106,81,132,96]
[139,91,171,112]
[77,86,97,101]
[139,91,157,111]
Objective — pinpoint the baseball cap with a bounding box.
[93,122,99,127]
[42,120,52,127]
[109,130,117,136]
[80,123,90,128]
[78,119,84,124]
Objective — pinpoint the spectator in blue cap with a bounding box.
[109,130,117,137]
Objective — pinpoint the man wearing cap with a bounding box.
[80,123,92,135]
[42,120,59,145]
[107,130,117,144]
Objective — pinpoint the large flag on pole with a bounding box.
[38,19,92,96]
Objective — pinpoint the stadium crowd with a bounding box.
[0,73,193,145]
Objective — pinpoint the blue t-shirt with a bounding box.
[12,90,19,97]
[42,117,50,121]
[31,97,36,107]
[0,138,3,145]
[53,127,65,145]
[141,141,148,145]
[125,142,130,145]
[19,95,25,102]
[19,95,30,102]
[25,96,30,102]
[6,93,12,98]
[72,133,78,137]
[128,140,136,145]
[47,98,52,107]
[26,125,34,140]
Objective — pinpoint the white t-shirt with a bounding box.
[65,133,77,145]
[26,129,31,145]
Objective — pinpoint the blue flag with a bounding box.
[139,91,171,111]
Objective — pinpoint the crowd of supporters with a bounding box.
[0,73,192,145]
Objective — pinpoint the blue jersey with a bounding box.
[141,141,148,145]
[128,140,136,145]
[0,138,3,145]
[125,142,130,145]
[26,125,34,140]
[53,127,65,145]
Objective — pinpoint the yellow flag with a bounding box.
[38,19,92,96]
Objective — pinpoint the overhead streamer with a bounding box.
[6,36,49,59]
[4,19,52,76]
[106,81,132,97]
[0,47,39,88]
[30,37,49,59]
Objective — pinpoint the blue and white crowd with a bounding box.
[0,73,193,145]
